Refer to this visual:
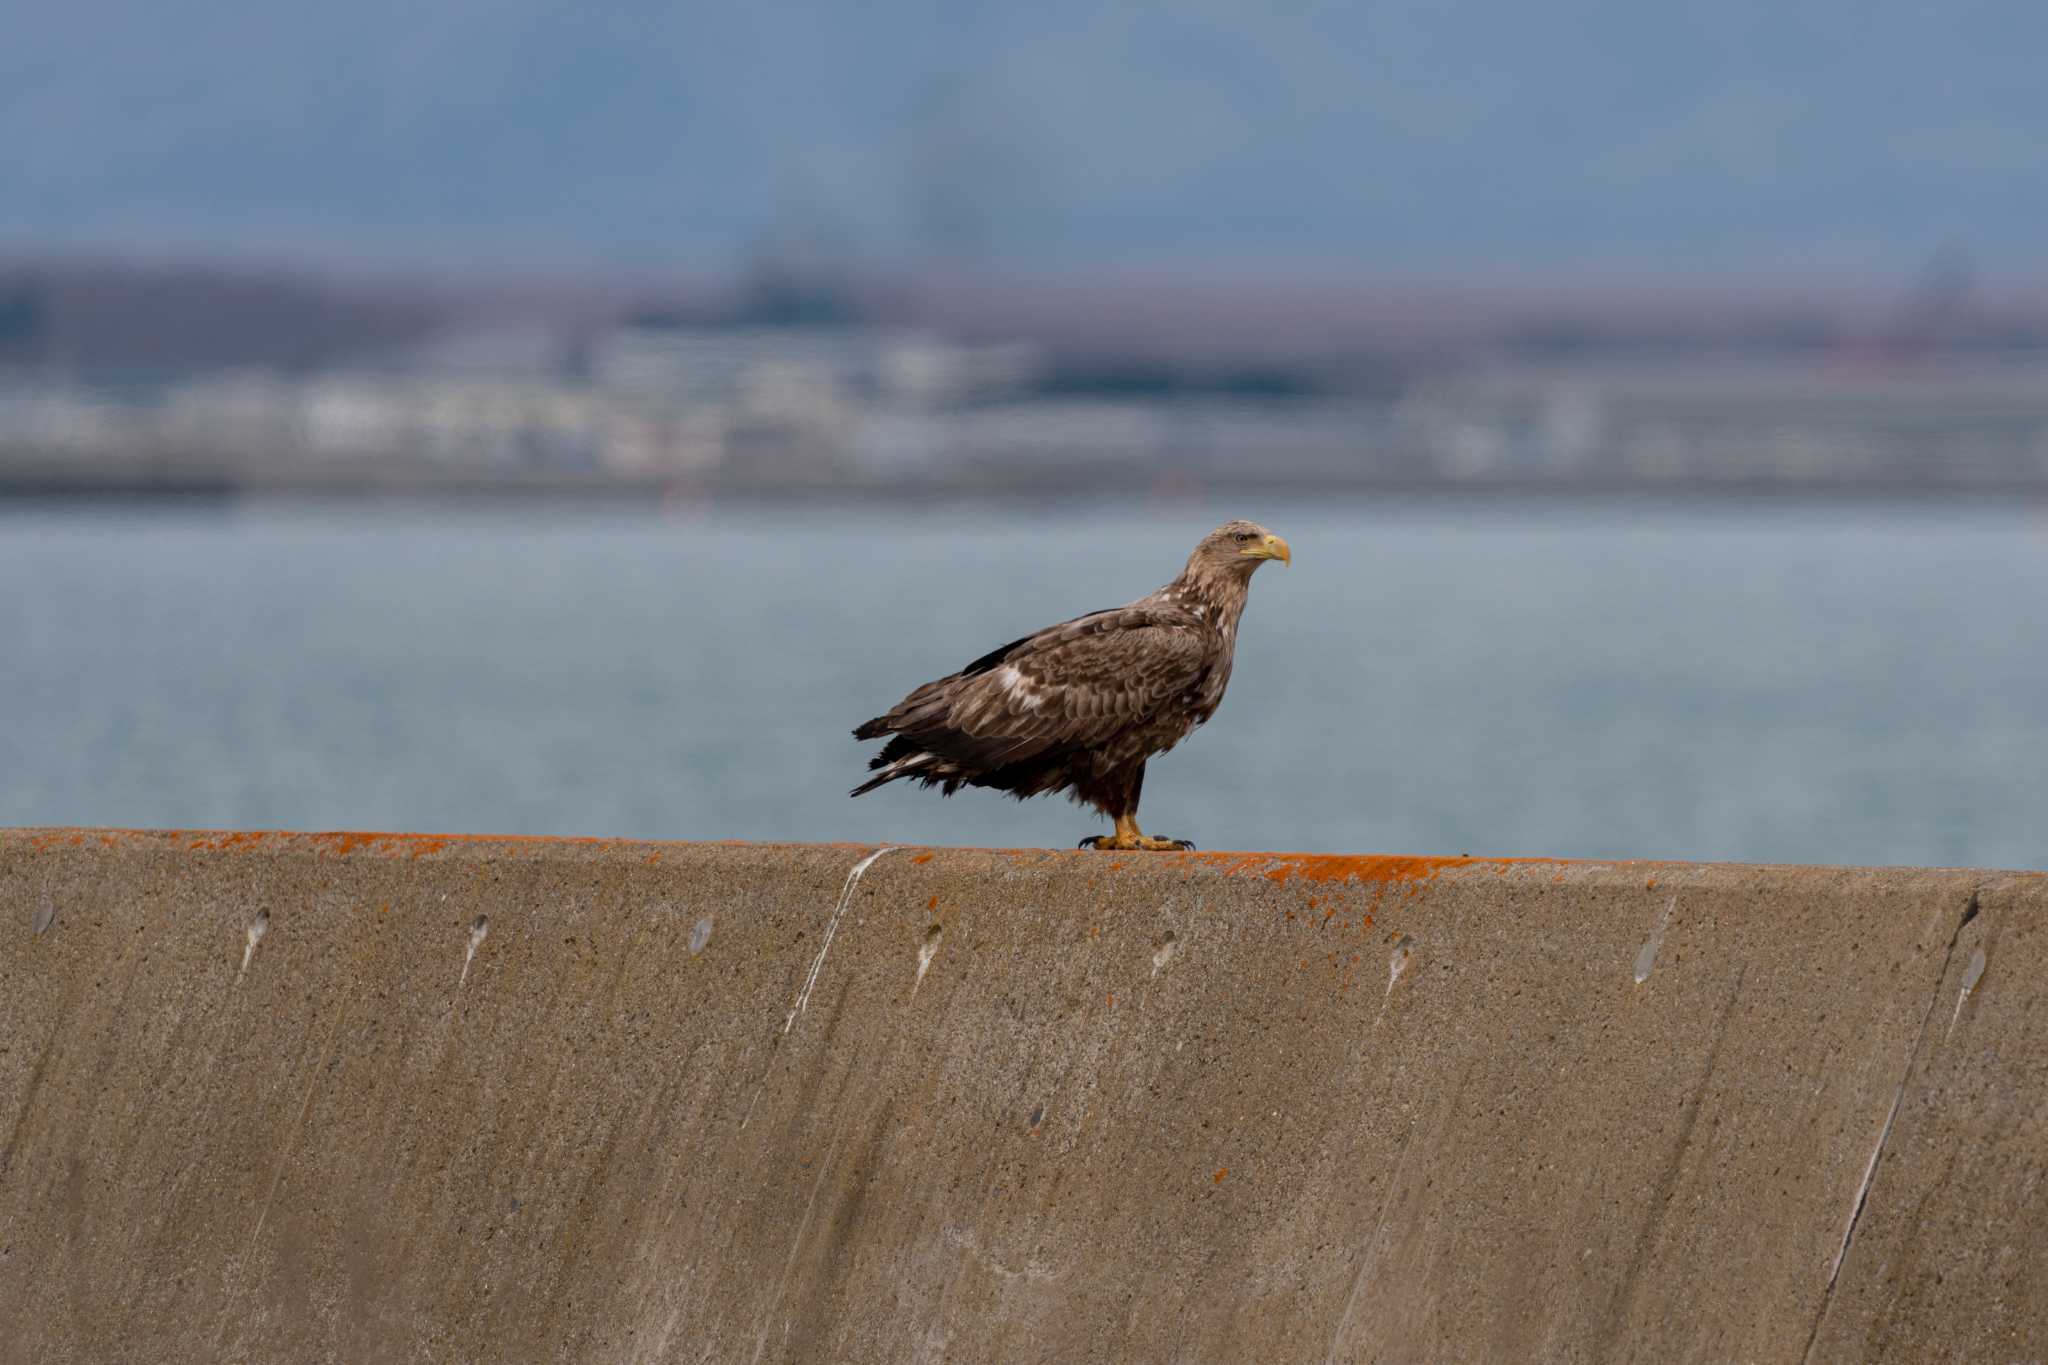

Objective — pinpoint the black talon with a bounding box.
[1171,838,1197,851]
[1078,836,1103,849]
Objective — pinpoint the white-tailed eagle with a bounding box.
[852,520,1290,850]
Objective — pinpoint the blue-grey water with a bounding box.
[4,498,2046,869]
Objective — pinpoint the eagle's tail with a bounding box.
[850,731,944,797]
[848,770,898,798]
[852,716,892,741]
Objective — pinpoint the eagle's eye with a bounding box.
[1232,530,1255,543]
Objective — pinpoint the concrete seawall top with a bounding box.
[3,828,2044,1363]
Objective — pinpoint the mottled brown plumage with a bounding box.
[851,520,1290,851]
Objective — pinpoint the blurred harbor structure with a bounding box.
[0,319,1037,492]
[6,260,2048,497]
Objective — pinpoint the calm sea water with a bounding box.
[4,497,2047,869]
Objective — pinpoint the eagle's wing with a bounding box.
[868,605,1212,775]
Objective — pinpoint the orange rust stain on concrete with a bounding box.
[33,828,625,859]
[14,834,1618,905]
[316,832,393,857]
[1213,1168,1228,1184]
[410,831,607,848]
[1189,852,1575,887]
[926,895,939,911]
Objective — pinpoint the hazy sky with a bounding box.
[6,0,2046,276]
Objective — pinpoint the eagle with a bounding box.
[851,520,1291,851]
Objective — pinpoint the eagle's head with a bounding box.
[1189,519,1291,580]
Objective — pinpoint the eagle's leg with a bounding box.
[1077,764,1196,852]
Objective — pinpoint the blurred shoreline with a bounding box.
[9,254,2048,507]
[9,462,2048,509]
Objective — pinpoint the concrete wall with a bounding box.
[1,829,2042,1363]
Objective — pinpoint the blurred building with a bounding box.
[1394,361,2048,487]
[7,293,2048,495]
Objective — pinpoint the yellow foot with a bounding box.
[1078,833,1197,852]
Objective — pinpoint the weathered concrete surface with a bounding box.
[0,830,2041,1363]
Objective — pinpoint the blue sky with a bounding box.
[5,0,2045,276]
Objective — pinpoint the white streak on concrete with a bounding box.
[460,914,489,987]
[1324,1124,1422,1364]
[1948,945,1987,1038]
[1829,1084,1903,1285]
[737,1081,768,1133]
[213,996,351,1354]
[238,911,269,982]
[784,847,895,1035]
[1372,935,1417,1031]
[750,1111,855,1365]
[913,925,943,995]
[1151,933,1178,978]
[1634,895,1678,985]
[1384,935,1414,1001]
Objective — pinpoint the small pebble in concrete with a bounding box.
[689,916,714,955]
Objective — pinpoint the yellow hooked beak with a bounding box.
[1241,533,1291,564]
